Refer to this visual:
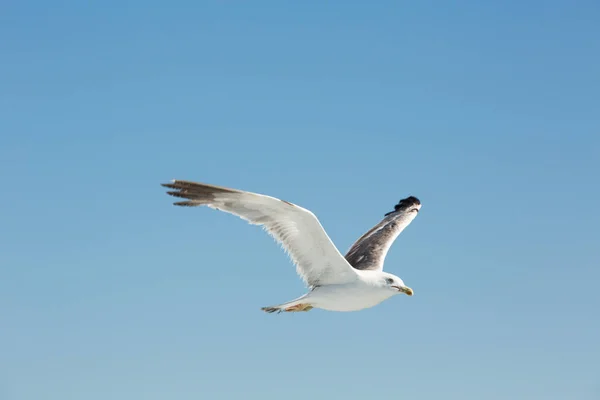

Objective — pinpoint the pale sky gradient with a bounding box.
[1,1,599,399]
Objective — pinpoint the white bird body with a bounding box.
[162,179,421,314]
[280,271,402,312]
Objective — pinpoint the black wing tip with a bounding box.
[161,179,229,207]
[161,180,179,190]
[161,180,194,206]
[384,196,421,216]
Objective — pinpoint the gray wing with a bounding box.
[344,196,421,271]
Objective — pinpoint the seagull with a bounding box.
[162,180,421,313]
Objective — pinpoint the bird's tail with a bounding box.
[261,294,313,314]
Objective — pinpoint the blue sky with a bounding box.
[1,1,599,399]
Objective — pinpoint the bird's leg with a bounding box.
[284,304,313,312]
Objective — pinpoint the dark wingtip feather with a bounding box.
[384,196,421,216]
[162,179,235,207]
[173,201,199,207]
[166,191,191,199]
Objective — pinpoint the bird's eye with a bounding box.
[386,278,394,284]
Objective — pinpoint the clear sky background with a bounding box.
[1,1,599,399]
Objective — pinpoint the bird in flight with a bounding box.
[162,180,421,313]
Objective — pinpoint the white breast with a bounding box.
[306,281,395,312]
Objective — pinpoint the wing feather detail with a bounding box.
[345,196,421,271]
[162,180,358,287]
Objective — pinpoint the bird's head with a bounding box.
[381,273,414,296]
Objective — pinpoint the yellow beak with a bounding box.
[393,286,414,296]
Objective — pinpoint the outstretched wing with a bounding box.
[344,196,421,271]
[162,180,358,287]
